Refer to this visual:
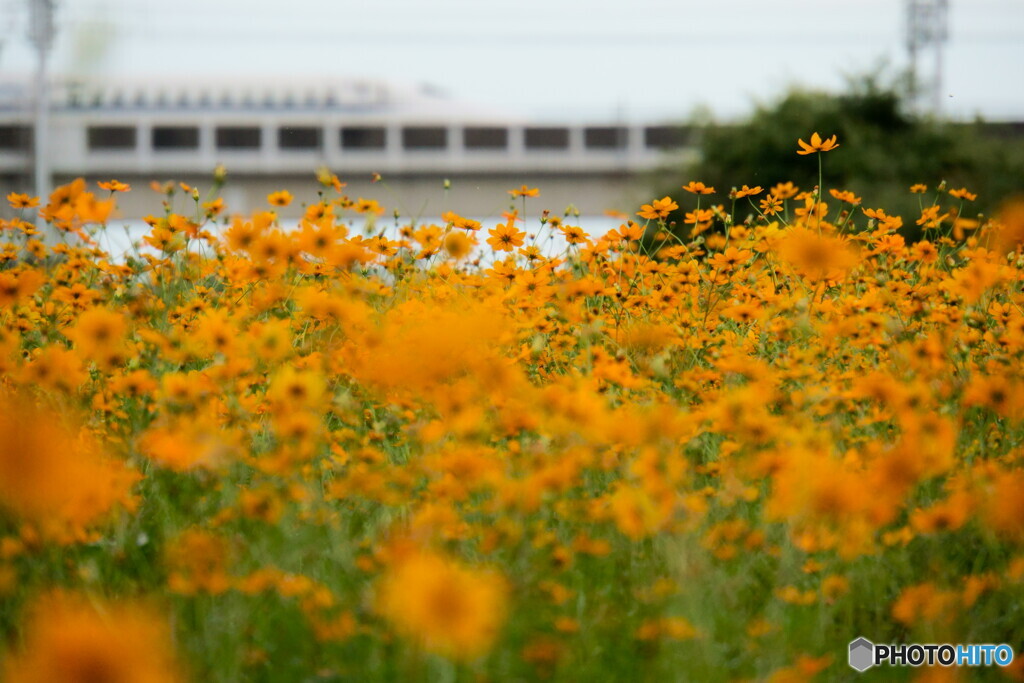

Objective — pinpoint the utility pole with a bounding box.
[28,0,55,201]
[905,0,949,116]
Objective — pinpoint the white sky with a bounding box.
[1,0,1022,122]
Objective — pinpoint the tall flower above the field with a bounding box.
[3,592,184,683]
[796,132,840,155]
[376,549,508,660]
[508,185,539,198]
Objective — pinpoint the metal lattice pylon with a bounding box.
[906,0,949,116]
[28,0,56,202]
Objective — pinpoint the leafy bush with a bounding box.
[664,72,1024,236]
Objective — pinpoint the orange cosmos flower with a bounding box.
[796,132,840,155]
[442,211,481,231]
[637,196,678,220]
[0,394,139,543]
[138,414,238,472]
[3,591,184,683]
[759,194,783,215]
[508,184,539,198]
[0,269,44,307]
[353,197,384,215]
[710,246,753,272]
[316,166,346,192]
[681,181,715,195]
[443,230,473,259]
[267,190,293,207]
[6,192,40,209]
[202,196,225,217]
[829,188,861,205]
[97,179,131,192]
[66,306,129,365]
[487,221,527,252]
[770,181,799,199]
[376,549,508,660]
[684,208,714,224]
[560,224,588,245]
[949,187,977,201]
[991,197,1024,254]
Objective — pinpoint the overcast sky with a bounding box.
[0,0,1021,122]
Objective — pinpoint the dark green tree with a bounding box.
[660,72,1024,238]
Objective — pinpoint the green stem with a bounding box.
[817,153,824,235]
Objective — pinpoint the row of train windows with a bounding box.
[0,125,688,152]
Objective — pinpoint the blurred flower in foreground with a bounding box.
[991,197,1024,255]
[3,591,184,683]
[0,394,139,544]
[376,549,507,660]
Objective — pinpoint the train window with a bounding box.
[0,125,31,151]
[216,126,262,150]
[341,126,386,149]
[644,126,689,149]
[464,127,508,150]
[153,126,199,150]
[525,127,569,150]
[278,126,321,150]
[402,126,447,150]
[585,126,627,149]
[87,126,136,150]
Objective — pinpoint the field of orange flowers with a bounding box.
[2,136,1024,681]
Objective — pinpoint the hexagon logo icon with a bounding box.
[849,637,875,672]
